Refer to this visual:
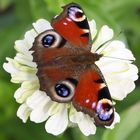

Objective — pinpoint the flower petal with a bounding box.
[30,100,51,123]
[89,19,97,39]
[97,59,138,100]
[97,40,135,61]
[14,40,32,57]
[14,80,39,103]
[30,101,61,123]
[78,114,96,136]
[26,90,50,109]
[126,64,138,81]
[108,78,135,100]
[91,25,114,52]
[95,40,138,101]
[3,58,37,83]
[70,107,96,136]
[24,29,37,49]
[17,103,31,123]
[45,104,68,135]
[14,53,37,68]
[3,58,18,74]
[33,19,52,34]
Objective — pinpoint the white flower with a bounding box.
[3,19,138,136]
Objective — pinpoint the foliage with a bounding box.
[0,0,140,140]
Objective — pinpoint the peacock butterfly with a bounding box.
[31,3,114,126]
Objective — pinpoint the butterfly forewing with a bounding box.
[51,3,91,48]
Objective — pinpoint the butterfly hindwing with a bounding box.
[72,64,114,126]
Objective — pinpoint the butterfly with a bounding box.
[31,3,114,126]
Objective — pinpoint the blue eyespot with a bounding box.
[42,34,55,48]
[55,84,70,97]
[96,100,113,121]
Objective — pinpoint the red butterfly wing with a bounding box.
[72,64,114,126]
[51,3,91,48]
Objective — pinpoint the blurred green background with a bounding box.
[0,0,140,140]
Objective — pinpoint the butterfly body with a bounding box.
[31,3,114,126]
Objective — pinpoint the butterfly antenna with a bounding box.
[95,30,124,54]
[96,39,112,54]
[92,30,134,62]
[102,55,134,62]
